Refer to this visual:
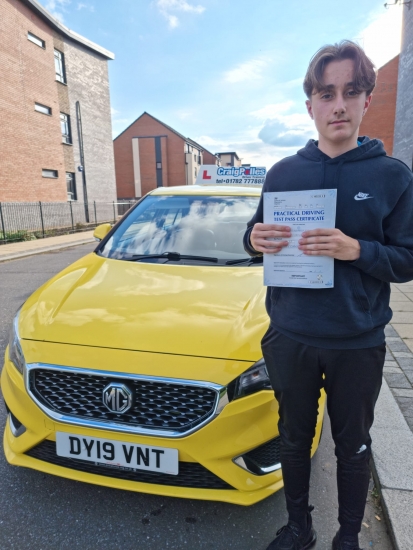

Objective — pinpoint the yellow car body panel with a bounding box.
[1,184,326,505]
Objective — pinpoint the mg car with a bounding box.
[1,183,325,505]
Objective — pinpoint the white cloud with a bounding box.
[156,0,205,29]
[45,0,70,22]
[355,6,402,68]
[111,107,120,116]
[77,2,95,11]
[224,58,269,84]
[250,101,295,120]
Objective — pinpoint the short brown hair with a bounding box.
[303,40,376,98]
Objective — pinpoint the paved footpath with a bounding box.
[1,233,413,549]
[0,231,95,263]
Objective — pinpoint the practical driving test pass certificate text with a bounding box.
[263,189,337,289]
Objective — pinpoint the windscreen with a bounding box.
[99,194,260,262]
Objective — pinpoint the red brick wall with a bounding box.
[0,0,67,201]
[359,55,399,155]
[202,151,218,165]
[114,113,186,198]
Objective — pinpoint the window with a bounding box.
[35,103,52,115]
[66,172,77,200]
[60,113,72,144]
[54,49,66,83]
[42,169,58,178]
[28,32,45,48]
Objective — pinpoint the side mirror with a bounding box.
[93,223,112,242]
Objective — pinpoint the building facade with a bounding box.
[114,112,217,199]
[216,152,241,167]
[359,55,399,155]
[0,0,116,202]
[393,4,413,169]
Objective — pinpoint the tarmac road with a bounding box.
[0,243,393,549]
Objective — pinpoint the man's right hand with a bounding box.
[250,223,291,254]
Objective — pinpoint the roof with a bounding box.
[22,0,115,60]
[114,112,217,156]
[216,152,241,160]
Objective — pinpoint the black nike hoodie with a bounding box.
[244,137,413,349]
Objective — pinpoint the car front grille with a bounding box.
[28,367,219,435]
[26,440,233,490]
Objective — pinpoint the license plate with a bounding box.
[56,432,179,475]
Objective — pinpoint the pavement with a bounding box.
[0,230,95,263]
[0,232,412,549]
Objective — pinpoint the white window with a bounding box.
[35,103,52,115]
[42,169,58,178]
[28,32,45,48]
[54,49,66,83]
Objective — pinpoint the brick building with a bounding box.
[393,5,413,169]
[114,112,218,199]
[359,55,399,155]
[216,152,242,167]
[0,0,116,203]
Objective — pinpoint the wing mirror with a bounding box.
[93,223,112,242]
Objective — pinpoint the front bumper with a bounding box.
[1,341,325,506]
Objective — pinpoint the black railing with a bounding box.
[0,201,136,244]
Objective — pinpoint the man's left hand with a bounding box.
[298,228,361,261]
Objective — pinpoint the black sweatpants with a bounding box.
[261,326,386,536]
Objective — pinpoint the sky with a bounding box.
[38,0,403,169]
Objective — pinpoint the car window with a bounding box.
[99,195,260,263]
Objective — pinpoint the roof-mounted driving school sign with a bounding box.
[195,165,266,186]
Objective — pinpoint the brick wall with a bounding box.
[359,55,399,155]
[203,151,218,165]
[0,0,67,201]
[0,0,116,203]
[65,39,117,203]
[393,6,413,168]
[114,113,187,199]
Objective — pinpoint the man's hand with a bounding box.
[250,223,291,254]
[298,228,361,261]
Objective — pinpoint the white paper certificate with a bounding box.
[263,189,337,289]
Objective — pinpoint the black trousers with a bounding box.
[261,326,385,536]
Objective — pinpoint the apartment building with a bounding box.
[0,0,116,202]
[359,55,399,155]
[216,152,242,167]
[114,112,218,199]
[393,5,413,169]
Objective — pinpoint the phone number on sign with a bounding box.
[216,178,265,184]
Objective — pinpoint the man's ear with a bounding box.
[306,99,313,119]
[362,94,373,117]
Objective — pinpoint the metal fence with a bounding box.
[0,200,137,244]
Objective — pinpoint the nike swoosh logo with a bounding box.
[354,196,373,201]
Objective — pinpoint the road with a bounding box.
[0,244,393,549]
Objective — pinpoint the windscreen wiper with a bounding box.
[127,252,218,263]
[225,256,263,265]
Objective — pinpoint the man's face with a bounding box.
[305,58,372,147]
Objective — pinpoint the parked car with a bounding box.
[1,183,325,505]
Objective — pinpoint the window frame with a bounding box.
[54,48,67,84]
[66,172,77,201]
[60,112,72,144]
[42,169,58,179]
[35,103,52,116]
[27,32,45,49]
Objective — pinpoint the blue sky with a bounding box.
[40,0,403,168]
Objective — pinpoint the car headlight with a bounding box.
[228,359,272,401]
[8,309,25,374]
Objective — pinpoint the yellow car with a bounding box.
[1,184,325,506]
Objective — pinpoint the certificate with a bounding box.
[263,189,337,289]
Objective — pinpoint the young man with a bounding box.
[244,41,413,550]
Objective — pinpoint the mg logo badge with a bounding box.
[102,383,133,414]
